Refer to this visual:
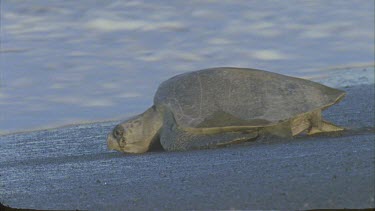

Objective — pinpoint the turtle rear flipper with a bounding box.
[308,120,344,135]
[159,107,258,151]
[306,109,345,135]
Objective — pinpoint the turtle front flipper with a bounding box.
[159,106,258,151]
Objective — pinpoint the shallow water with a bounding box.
[0,0,374,134]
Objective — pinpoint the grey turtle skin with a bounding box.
[107,67,345,153]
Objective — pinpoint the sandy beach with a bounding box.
[0,83,373,210]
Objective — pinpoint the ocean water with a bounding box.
[0,0,374,134]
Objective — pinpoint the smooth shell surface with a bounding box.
[154,67,345,128]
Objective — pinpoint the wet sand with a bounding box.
[0,84,374,210]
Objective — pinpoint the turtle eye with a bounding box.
[113,125,124,139]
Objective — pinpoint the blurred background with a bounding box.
[0,0,374,134]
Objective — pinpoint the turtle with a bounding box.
[107,67,345,153]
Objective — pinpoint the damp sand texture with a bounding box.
[0,84,374,210]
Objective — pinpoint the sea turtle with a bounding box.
[107,67,345,153]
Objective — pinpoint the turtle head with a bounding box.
[107,106,163,154]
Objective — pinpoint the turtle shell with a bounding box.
[154,67,345,128]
